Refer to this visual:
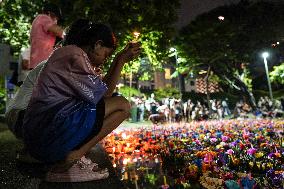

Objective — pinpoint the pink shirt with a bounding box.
[30,14,57,69]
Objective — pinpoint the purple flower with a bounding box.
[230,141,237,147]
[226,149,234,155]
[222,136,229,142]
[195,139,201,145]
[247,147,257,155]
[210,138,217,143]
[268,152,274,158]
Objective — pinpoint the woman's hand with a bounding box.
[117,41,141,64]
[94,66,104,80]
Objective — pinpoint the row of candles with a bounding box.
[108,149,169,189]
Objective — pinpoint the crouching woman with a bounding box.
[22,19,141,182]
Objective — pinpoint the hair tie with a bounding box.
[87,21,95,31]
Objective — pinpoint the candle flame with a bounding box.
[123,159,128,165]
[122,133,127,139]
[133,31,140,39]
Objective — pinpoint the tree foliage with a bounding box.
[1,0,180,79]
[176,1,284,109]
[0,0,42,55]
[62,0,181,77]
[154,87,180,101]
[270,63,284,84]
[118,86,142,98]
[177,1,284,74]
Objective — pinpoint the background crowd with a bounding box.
[128,94,284,123]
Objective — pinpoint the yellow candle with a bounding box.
[134,179,139,189]
[124,172,128,180]
[112,147,115,153]
[163,175,167,185]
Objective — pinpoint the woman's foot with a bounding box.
[79,156,108,173]
[45,156,109,182]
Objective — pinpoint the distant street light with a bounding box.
[218,16,225,21]
[262,52,273,100]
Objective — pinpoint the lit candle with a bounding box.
[112,147,115,154]
[155,157,159,164]
[163,175,167,186]
[133,31,140,41]
[123,158,128,165]
[124,172,128,180]
[122,133,127,139]
[134,179,139,189]
[126,143,131,148]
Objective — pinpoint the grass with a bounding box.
[0,123,29,188]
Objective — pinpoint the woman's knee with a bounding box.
[104,96,131,115]
[121,109,131,119]
[118,96,131,112]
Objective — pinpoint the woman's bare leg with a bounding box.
[65,96,130,162]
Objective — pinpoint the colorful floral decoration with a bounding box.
[102,119,284,188]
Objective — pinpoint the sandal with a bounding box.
[45,156,109,182]
[79,156,108,173]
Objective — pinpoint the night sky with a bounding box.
[175,0,282,89]
[176,0,241,29]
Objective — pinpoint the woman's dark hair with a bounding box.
[63,19,117,50]
[42,3,62,19]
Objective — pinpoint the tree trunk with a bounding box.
[211,65,257,111]
[223,75,257,111]
[179,74,185,99]
[205,66,212,116]
[123,75,127,85]
[129,70,133,88]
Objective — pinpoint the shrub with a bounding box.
[154,87,180,101]
[118,86,142,98]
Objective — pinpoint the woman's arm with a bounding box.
[103,42,141,97]
[48,24,64,38]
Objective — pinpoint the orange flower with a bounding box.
[260,143,267,148]
[274,152,281,158]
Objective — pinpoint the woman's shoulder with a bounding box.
[51,45,86,60]
[33,14,52,23]
[46,45,93,73]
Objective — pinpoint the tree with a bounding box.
[1,0,180,78]
[176,1,284,110]
[66,0,181,81]
[270,63,284,85]
[0,0,42,55]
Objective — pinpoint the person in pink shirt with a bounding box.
[29,3,64,69]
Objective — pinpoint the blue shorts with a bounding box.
[24,99,105,163]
